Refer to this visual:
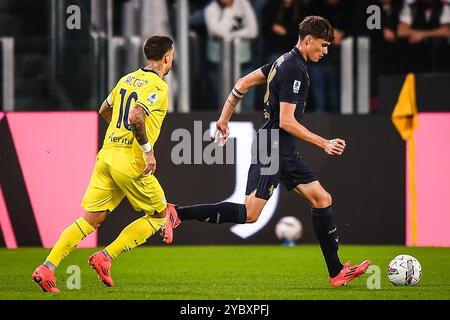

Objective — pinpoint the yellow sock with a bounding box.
[104,215,166,259]
[45,217,95,268]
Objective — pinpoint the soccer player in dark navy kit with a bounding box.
[163,16,371,286]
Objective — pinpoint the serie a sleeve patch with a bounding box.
[147,92,158,105]
[293,80,301,94]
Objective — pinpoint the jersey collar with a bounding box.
[141,67,159,77]
[293,47,306,63]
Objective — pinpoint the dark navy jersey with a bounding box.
[261,46,309,122]
[259,46,310,151]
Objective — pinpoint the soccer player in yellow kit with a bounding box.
[31,36,177,292]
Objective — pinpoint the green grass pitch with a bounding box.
[1,245,449,300]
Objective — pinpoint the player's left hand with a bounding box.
[143,150,156,175]
[324,138,346,156]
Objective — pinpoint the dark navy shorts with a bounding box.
[245,127,317,200]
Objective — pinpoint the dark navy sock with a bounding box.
[311,206,343,278]
[176,202,247,224]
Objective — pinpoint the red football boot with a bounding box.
[162,204,181,244]
[329,260,372,287]
[88,251,113,287]
[32,265,60,293]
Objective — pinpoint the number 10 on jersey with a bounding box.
[116,88,138,131]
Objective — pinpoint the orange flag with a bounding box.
[392,73,418,140]
[392,73,418,246]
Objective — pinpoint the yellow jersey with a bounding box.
[98,68,169,178]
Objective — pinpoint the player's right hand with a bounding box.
[323,138,346,156]
[143,150,156,174]
[215,120,230,147]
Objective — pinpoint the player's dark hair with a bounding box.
[298,16,334,42]
[143,36,174,61]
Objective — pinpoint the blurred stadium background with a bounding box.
[0,0,450,293]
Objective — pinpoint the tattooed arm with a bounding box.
[129,104,156,174]
[129,105,148,145]
[99,100,113,124]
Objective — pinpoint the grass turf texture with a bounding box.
[1,245,449,300]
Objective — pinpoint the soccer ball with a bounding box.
[387,254,422,286]
[275,216,303,244]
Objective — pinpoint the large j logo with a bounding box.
[209,122,279,239]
